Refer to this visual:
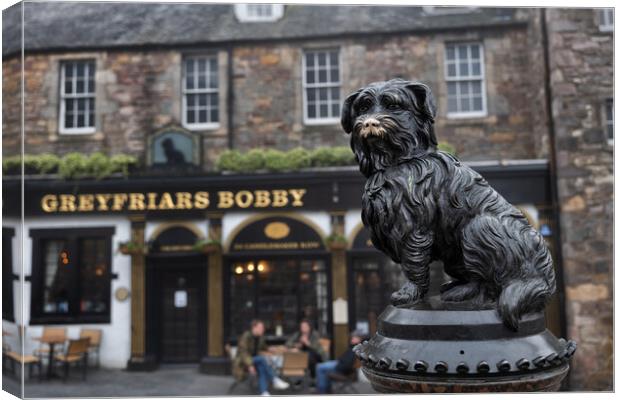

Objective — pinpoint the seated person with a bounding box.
[285,319,327,379]
[232,319,290,396]
[315,331,363,394]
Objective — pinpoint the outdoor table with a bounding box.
[32,336,66,379]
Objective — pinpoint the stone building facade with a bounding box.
[1,4,613,391]
[545,8,614,390]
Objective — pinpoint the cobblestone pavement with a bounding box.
[2,365,375,398]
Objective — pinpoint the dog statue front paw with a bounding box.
[390,281,424,306]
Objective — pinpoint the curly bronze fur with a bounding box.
[341,79,555,331]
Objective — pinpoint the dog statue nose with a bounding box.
[364,118,380,128]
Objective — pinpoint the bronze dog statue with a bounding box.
[341,79,555,330]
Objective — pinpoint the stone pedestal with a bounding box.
[355,296,576,393]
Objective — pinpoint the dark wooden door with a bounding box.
[157,263,206,363]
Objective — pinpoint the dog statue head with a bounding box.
[341,79,438,177]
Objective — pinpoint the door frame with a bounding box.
[145,253,208,363]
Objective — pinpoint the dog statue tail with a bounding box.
[497,228,556,331]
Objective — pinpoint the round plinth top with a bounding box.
[355,299,577,382]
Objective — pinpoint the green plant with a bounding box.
[110,154,138,177]
[237,148,266,172]
[193,238,221,252]
[263,149,288,171]
[216,150,244,172]
[87,152,115,180]
[2,155,21,175]
[118,240,144,254]
[284,147,311,170]
[24,154,61,174]
[58,153,89,179]
[309,146,355,167]
[438,141,457,156]
[324,233,348,244]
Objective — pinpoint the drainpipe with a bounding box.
[541,8,568,342]
[227,46,234,149]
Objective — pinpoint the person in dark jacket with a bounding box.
[315,331,363,394]
[231,319,290,396]
[285,319,327,378]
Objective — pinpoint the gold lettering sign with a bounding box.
[39,189,307,213]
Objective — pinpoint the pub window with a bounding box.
[445,42,487,118]
[605,98,613,144]
[303,49,341,124]
[229,259,329,341]
[234,4,284,22]
[598,8,613,32]
[182,56,219,130]
[3,228,15,322]
[30,228,114,324]
[59,60,96,134]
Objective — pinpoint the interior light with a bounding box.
[257,263,265,272]
[247,263,255,272]
[235,266,244,275]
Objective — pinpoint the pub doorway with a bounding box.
[145,224,208,364]
[146,255,207,363]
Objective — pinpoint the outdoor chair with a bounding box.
[328,358,361,394]
[5,326,43,380]
[33,327,67,358]
[54,337,90,381]
[225,344,258,394]
[280,351,310,391]
[79,328,102,368]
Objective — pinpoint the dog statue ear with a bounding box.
[341,88,362,134]
[404,82,437,122]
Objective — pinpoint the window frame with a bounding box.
[234,4,284,22]
[605,98,614,145]
[58,59,97,135]
[29,227,114,325]
[444,42,488,119]
[3,227,16,322]
[181,55,220,131]
[302,48,342,125]
[598,8,614,32]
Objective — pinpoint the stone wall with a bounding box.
[546,8,613,390]
[4,22,543,165]
[231,26,542,160]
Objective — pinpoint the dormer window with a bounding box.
[234,4,284,22]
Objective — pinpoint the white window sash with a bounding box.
[302,49,341,124]
[445,43,487,118]
[59,60,96,135]
[599,9,614,32]
[182,55,220,130]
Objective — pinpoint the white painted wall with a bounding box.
[9,216,132,369]
[222,211,331,249]
[2,218,22,354]
[345,209,363,240]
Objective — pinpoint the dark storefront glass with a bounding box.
[229,258,329,341]
[2,228,15,321]
[30,228,113,324]
[350,257,406,336]
[350,256,446,336]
